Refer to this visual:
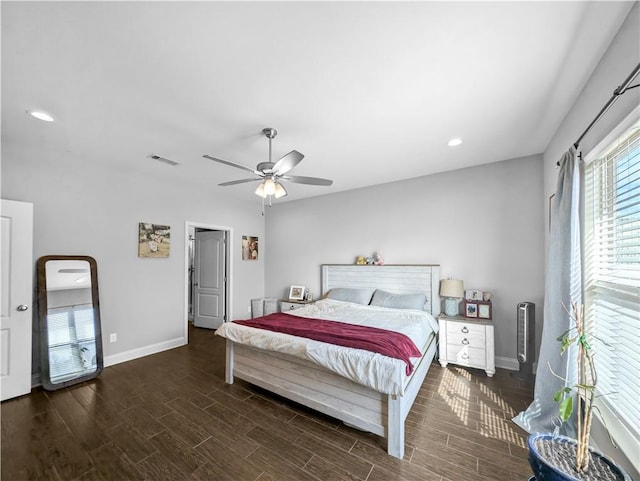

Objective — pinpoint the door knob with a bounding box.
[17,305,29,311]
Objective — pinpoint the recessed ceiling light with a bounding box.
[448,138,462,147]
[27,110,54,122]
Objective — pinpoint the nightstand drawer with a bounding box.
[280,301,311,311]
[447,345,486,367]
[446,324,485,346]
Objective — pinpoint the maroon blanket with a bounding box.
[234,312,422,375]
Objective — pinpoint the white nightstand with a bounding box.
[280,299,313,312]
[438,315,495,377]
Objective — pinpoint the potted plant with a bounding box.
[527,303,632,481]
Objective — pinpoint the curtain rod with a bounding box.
[573,62,640,151]
[556,63,640,166]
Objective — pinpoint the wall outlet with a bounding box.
[109,333,117,343]
[248,306,251,313]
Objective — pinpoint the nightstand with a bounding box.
[280,299,313,312]
[438,315,495,377]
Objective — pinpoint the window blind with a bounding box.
[583,123,640,454]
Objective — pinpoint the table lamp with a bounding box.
[440,279,464,316]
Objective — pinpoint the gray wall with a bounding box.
[2,142,266,367]
[265,154,545,367]
[541,4,639,478]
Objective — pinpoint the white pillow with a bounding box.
[326,288,375,305]
[370,289,426,310]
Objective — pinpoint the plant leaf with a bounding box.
[553,388,572,403]
[554,390,563,403]
[558,396,573,422]
[578,333,591,350]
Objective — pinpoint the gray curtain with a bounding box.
[513,147,581,436]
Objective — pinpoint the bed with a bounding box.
[216,264,441,459]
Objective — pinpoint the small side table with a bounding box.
[438,315,495,377]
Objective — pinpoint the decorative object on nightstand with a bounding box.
[440,279,464,316]
[465,299,492,319]
[288,285,305,301]
[438,314,495,377]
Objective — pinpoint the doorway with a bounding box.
[184,222,232,339]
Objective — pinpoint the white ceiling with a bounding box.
[1,1,634,202]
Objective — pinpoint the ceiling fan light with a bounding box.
[263,178,276,196]
[254,182,267,198]
[274,182,287,199]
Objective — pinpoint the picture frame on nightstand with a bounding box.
[288,285,305,301]
[464,301,478,317]
[477,301,492,319]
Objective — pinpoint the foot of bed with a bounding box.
[225,339,234,384]
[387,394,404,459]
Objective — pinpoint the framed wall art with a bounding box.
[138,223,170,258]
[242,235,259,260]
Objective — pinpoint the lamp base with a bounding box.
[444,297,459,316]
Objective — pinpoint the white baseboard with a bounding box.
[30,337,187,388]
[495,356,519,371]
[104,336,187,368]
[495,356,538,373]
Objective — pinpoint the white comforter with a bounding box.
[215,298,439,395]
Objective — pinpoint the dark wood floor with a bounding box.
[2,325,534,480]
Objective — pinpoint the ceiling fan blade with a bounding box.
[281,175,333,186]
[272,150,304,175]
[203,154,258,174]
[218,178,261,186]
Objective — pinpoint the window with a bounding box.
[47,303,97,383]
[583,117,640,466]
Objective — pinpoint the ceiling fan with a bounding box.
[203,128,333,201]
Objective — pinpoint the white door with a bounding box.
[193,230,226,329]
[1,199,34,401]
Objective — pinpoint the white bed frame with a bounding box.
[225,264,441,459]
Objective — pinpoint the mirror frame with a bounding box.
[37,255,104,390]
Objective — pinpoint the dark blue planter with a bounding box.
[527,433,632,481]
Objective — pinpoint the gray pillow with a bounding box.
[370,289,427,310]
[326,288,375,305]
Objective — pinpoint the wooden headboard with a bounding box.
[321,264,441,317]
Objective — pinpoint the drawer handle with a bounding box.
[461,326,469,333]
[462,338,469,345]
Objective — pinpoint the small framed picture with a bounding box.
[465,301,478,318]
[289,285,305,301]
[478,301,492,319]
[465,289,483,301]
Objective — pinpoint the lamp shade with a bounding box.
[254,182,267,198]
[274,182,287,199]
[440,279,464,298]
[263,178,276,196]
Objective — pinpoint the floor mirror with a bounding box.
[37,255,103,390]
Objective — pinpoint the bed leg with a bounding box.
[387,394,404,459]
[225,339,234,384]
